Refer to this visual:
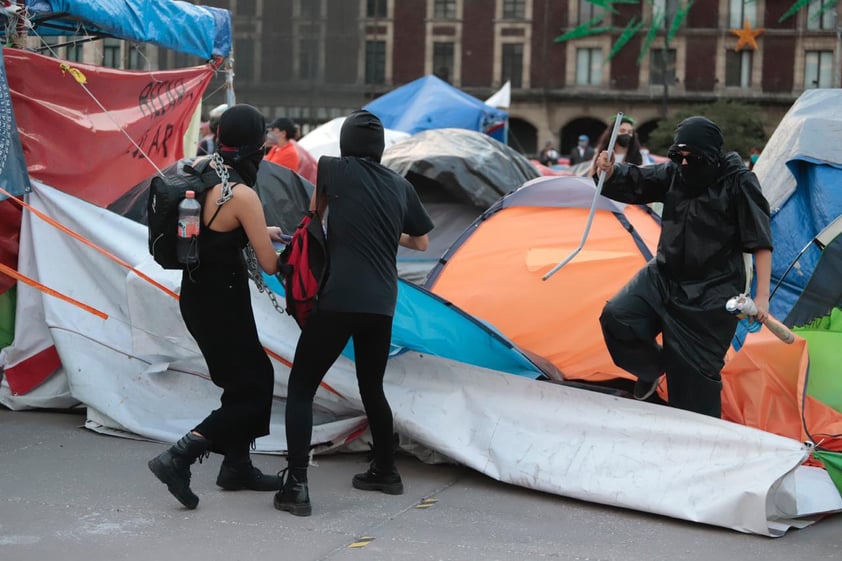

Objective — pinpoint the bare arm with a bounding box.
[400,233,429,251]
[235,187,281,275]
[752,248,772,322]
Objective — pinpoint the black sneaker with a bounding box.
[352,463,404,495]
[633,377,660,401]
[217,462,283,491]
[273,469,311,516]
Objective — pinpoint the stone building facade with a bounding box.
[73,0,841,156]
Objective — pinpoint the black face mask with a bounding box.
[616,134,632,148]
[677,156,721,194]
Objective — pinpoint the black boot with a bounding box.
[217,443,283,491]
[273,467,311,517]
[148,432,210,509]
[352,461,403,495]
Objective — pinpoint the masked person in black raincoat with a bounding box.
[274,110,434,516]
[591,116,773,418]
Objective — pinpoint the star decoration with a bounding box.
[730,19,765,51]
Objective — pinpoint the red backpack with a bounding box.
[277,186,328,329]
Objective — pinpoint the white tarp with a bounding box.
[4,181,842,536]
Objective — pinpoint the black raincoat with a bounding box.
[596,152,773,417]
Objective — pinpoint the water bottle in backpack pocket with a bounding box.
[177,190,201,266]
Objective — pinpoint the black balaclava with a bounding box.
[670,116,724,193]
[340,109,385,163]
[215,104,266,187]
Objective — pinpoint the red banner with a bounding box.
[4,48,213,207]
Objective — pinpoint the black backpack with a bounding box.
[147,157,222,270]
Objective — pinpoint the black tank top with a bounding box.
[197,180,248,267]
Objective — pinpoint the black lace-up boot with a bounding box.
[148,432,211,509]
[273,467,311,516]
[216,442,283,491]
[352,461,404,495]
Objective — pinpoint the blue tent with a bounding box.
[262,274,546,380]
[756,89,842,325]
[4,0,231,59]
[364,75,508,143]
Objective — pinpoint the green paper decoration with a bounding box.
[554,0,823,65]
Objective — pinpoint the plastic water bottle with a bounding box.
[177,190,201,266]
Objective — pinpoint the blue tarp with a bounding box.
[770,159,842,323]
[13,0,231,59]
[0,48,32,201]
[364,75,508,143]
[262,273,543,379]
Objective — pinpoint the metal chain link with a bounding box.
[244,244,287,316]
[210,153,233,205]
[210,152,287,317]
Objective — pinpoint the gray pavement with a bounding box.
[1,408,840,561]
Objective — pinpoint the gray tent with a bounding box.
[382,128,539,283]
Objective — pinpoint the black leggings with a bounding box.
[285,309,394,471]
[179,265,275,453]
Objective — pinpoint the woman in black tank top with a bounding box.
[148,105,288,509]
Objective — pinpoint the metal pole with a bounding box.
[833,6,842,88]
[542,112,624,281]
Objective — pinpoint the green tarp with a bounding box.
[0,286,15,349]
[793,308,842,412]
[815,450,842,499]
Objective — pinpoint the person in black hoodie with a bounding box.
[592,116,773,418]
[148,104,287,509]
[274,110,434,517]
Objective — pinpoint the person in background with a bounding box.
[593,114,644,165]
[148,104,287,509]
[264,117,301,172]
[274,110,434,517]
[592,116,773,419]
[197,103,228,156]
[196,120,212,156]
[568,134,595,165]
[748,146,761,170]
[539,140,560,166]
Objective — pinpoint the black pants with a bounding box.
[179,265,275,452]
[599,262,737,418]
[285,309,394,471]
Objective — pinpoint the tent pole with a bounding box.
[543,112,624,281]
[224,56,236,106]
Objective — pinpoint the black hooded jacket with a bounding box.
[316,111,434,316]
[599,152,773,308]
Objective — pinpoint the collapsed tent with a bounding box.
[423,174,838,443]
[8,178,840,536]
[382,128,539,283]
[2,5,841,535]
[364,75,508,142]
[0,0,227,403]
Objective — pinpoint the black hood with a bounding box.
[340,110,385,162]
[671,116,723,160]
